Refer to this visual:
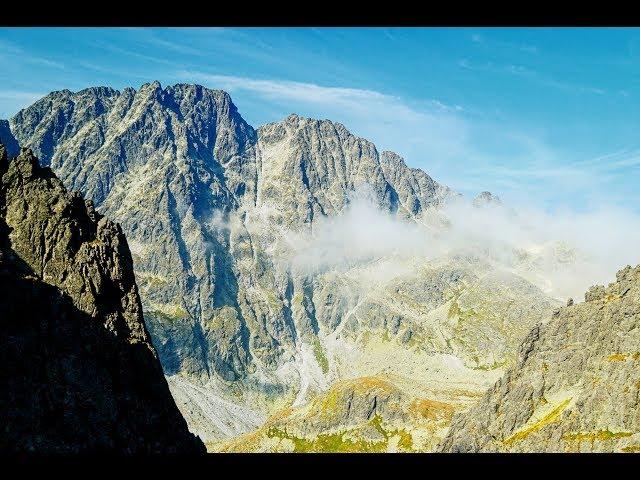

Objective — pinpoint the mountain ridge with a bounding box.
[0,142,205,453]
[4,81,454,384]
[441,264,640,453]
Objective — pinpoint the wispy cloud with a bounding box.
[382,29,397,42]
[572,148,640,173]
[458,59,605,95]
[0,90,46,119]
[126,29,208,56]
[175,71,600,206]
[0,39,64,70]
[179,71,393,107]
[175,71,473,169]
[178,71,466,116]
[469,32,539,55]
[0,90,46,101]
[91,40,177,67]
[77,61,154,80]
[461,142,640,212]
[505,63,605,95]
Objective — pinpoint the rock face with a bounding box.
[441,265,640,453]
[7,84,451,386]
[218,375,461,453]
[212,261,559,452]
[9,83,261,383]
[0,144,204,453]
[254,115,452,225]
[218,375,428,452]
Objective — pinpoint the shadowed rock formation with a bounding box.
[0,144,205,453]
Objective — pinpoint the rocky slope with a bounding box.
[0,143,204,453]
[5,83,564,449]
[212,259,559,452]
[441,265,640,453]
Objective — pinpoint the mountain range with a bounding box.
[1,82,637,452]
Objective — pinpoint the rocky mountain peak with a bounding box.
[4,84,468,448]
[0,143,205,453]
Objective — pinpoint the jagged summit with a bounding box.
[0,143,205,453]
[273,112,352,132]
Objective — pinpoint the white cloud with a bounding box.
[458,59,605,95]
[468,32,539,55]
[0,90,46,101]
[0,40,64,69]
[283,186,429,274]
[179,71,398,108]
[278,187,640,301]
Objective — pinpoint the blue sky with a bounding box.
[1,27,639,211]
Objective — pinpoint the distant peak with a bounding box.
[473,191,502,207]
[139,80,163,92]
[76,86,118,97]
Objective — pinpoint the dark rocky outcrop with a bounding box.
[0,144,205,453]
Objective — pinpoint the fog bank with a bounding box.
[279,186,640,300]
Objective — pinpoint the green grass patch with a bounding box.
[312,338,329,374]
[265,414,415,453]
[563,430,633,442]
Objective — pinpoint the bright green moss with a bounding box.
[265,426,387,453]
[312,338,329,374]
[622,444,640,452]
[503,398,572,446]
[264,414,415,453]
[369,415,415,452]
[146,304,190,323]
[397,429,414,451]
[563,430,633,442]
[607,353,628,362]
[473,359,508,371]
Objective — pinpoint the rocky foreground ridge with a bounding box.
[0,143,204,453]
[441,265,640,453]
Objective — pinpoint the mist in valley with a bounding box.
[272,185,640,302]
